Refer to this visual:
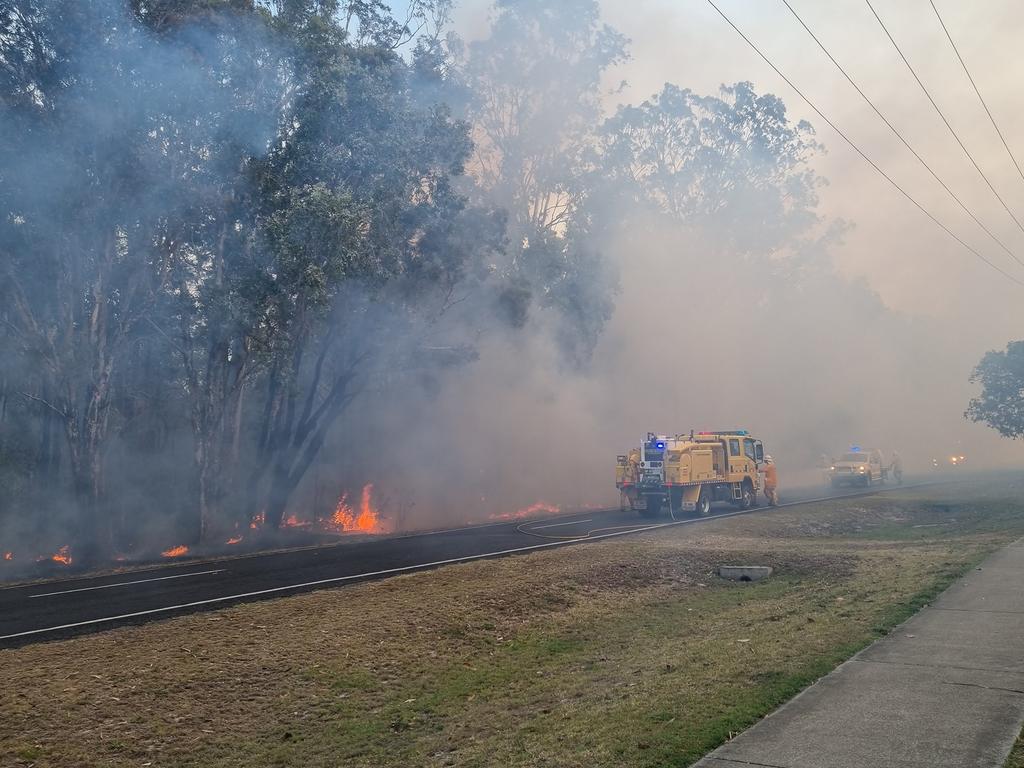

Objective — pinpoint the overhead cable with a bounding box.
[929,0,1024,186]
[865,0,1024,238]
[781,0,1024,269]
[702,0,1024,287]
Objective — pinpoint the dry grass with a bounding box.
[1008,735,1024,768]
[3,480,1024,768]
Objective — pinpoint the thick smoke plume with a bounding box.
[1,0,1018,571]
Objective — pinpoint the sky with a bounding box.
[455,0,1024,338]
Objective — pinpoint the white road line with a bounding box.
[528,518,593,530]
[1,482,940,641]
[1,512,745,641]
[29,569,226,598]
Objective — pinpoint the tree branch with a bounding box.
[19,390,66,418]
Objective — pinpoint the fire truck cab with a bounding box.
[616,430,766,517]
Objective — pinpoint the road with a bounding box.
[0,482,923,646]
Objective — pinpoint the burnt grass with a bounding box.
[3,480,1024,768]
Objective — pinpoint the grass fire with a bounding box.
[32,545,72,567]
[329,484,390,534]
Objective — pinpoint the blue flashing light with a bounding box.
[850,445,861,452]
[655,440,666,450]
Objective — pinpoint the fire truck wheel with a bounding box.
[695,489,711,517]
[738,480,754,510]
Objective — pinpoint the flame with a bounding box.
[281,513,311,529]
[492,501,560,521]
[3,551,12,561]
[249,511,265,530]
[331,491,354,529]
[226,535,242,545]
[330,484,389,534]
[50,545,72,566]
[161,545,189,558]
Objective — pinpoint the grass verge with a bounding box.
[3,480,1024,767]
[1007,731,1024,768]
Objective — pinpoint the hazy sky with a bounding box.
[455,0,1024,344]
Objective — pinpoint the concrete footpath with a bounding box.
[695,539,1024,768]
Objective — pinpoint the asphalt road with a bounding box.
[0,481,924,646]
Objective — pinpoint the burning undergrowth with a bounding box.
[0,483,397,580]
[273,484,393,536]
[0,484,573,581]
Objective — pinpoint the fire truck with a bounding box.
[827,447,887,487]
[616,431,766,517]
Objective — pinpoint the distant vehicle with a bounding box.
[933,453,966,469]
[828,448,887,487]
[616,430,767,517]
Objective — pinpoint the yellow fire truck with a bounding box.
[616,431,766,517]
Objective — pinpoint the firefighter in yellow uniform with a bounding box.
[621,448,641,511]
[761,455,779,506]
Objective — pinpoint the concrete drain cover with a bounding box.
[718,565,773,582]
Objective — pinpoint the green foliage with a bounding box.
[0,0,497,549]
[967,340,1024,439]
[0,0,833,554]
[461,0,628,365]
[592,81,823,253]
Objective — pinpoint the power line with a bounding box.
[864,0,1024,239]
[701,0,1024,288]
[779,0,1024,269]
[929,0,1024,185]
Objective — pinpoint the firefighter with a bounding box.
[891,450,903,485]
[627,448,641,484]
[761,455,779,506]
[621,448,641,511]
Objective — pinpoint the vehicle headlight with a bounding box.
[858,466,866,472]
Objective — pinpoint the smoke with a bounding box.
[291,0,1024,527]
[2,0,1021,568]
[325,201,1010,527]
[0,0,290,557]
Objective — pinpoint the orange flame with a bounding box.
[330,484,389,534]
[331,491,354,529]
[492,501,560,521]
[226,536,242,545]
[249,511,265,530]
[51,545,72,566]
[3,551,12,561]
[281,513,311,529]
[161,545,189,558]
